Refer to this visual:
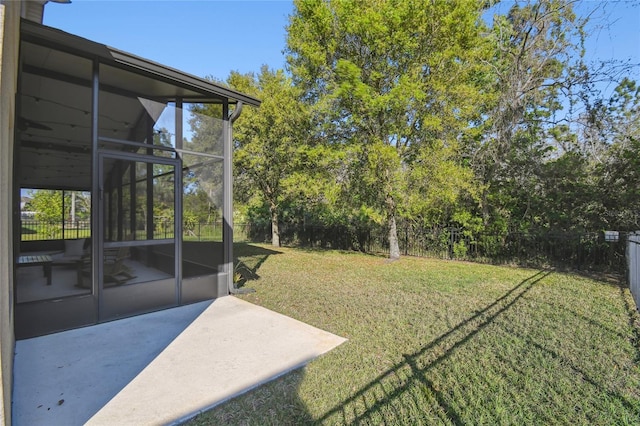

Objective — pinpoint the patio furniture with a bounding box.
[78,246,136,287]
[50,238,90,287]
[50,238,89,264]
[17,255,53,286]
[103,246,136,285]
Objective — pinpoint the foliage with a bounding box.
[24,190,92,238]
[220,0,640,256]
[404,141,479,227]
[592,78,640,230]
[183,104,225,226]
[287,0,490,257]
[26,190,68,223]
[226,67,324,247]
[469,0,588,228]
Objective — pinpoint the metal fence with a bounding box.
[21,220,251,243]
[627,233,640,310]
[21,218,629,276]
[21,220,91,241]
[247,221,628,275]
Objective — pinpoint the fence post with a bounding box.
[449,228,454,259]
[404,223,408,256]
[628,233,640,311]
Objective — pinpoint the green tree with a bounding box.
[607,78,640,148]
[404,141,479,228]
[26,190,67,223]
[592,78,640,230]
[184,102,226,228]
[287,0,489,258]
[472,0,589,229]
[25,190,69,239]
[72,192,91,221]
[228,67,313,247]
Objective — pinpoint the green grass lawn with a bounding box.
[189,244,640,425]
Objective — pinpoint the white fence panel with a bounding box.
[627,232,640,311]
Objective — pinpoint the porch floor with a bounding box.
[13,296,347,425]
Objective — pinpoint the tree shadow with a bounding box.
[314,269,553,424]
[561,268,626,288]
[503,323,640,415]
[233,242,282,288]
[289,244,388,258]
[539,298,630,341]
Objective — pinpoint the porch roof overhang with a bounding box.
[18,19,259,191]
[20,18,261,106]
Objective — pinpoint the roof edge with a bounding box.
[20,19,261,107]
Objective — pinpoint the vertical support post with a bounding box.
[91,58,101,315]
[107,188,113,241]
[175,99,183,303]
[61,190,66,239]
[4,5,21,421]
[116,162,123,241]
[146,117,154,241]
[222,100,233,294]
[71,191,76,226]
[129,164,135,237]
[175,99,183,150]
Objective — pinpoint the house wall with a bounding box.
[0,1,20,424]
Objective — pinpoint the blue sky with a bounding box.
[44,0,639,88]
[44,1,294,81]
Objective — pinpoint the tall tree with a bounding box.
[228,67,312,247]
[287,0,489,258]
[26,190,68,223]
[593,78,640,230]
[472,0,588,229]
[183,104,226,227]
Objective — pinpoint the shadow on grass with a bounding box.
[314,269,553,425]
[233,242,282,289]
[540,298,631,341]
[505,323,640,415]
[285,244,389,258]
[564,268,626,288]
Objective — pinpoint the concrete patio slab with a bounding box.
[13,296,347,425]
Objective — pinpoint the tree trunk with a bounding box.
[388,211,401,260]
[481,187,490,227]
[270,204,280,247]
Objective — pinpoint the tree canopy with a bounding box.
[286,0,490,257]
[187,0,639,257]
